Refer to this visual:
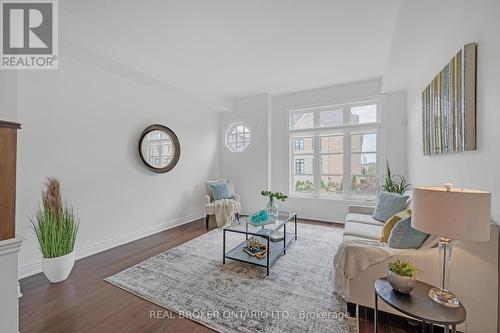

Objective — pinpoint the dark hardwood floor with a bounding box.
[20,217,424,333]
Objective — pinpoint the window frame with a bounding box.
[294,138,304,150]
[225,121,252,153]
[288,97,383,201]
[295,158,305,175]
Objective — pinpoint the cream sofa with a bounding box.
[343,205,499,333]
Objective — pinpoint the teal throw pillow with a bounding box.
[388,217,429,249]
[372,191,409,222]
[209,181,233,200]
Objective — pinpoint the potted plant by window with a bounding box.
[387,259,419,294]
[31,178,79,283]
[261,191,288,219]
[380,161,410,194]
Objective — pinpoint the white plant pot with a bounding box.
[41,251,76,283]
[387,269,416,294]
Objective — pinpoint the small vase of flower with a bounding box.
[261,191,287,219]
[387,259,419,294]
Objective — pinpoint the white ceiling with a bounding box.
[62,0,401,110]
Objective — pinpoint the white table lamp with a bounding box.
[412,184,491,307]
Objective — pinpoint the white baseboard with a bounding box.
[295,215,345,224]
[240,211,344,224]
[18,212,204,279]
[19,261,41,280]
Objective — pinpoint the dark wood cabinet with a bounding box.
[0,120,21,241]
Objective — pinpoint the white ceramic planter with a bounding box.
[41,251,75,283]
[387,269,416,294]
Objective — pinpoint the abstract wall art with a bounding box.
[422,43,477,155]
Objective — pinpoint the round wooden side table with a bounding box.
[374,278,466,333]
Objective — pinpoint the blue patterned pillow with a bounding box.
[388,217,429,249]
[372,191,409,222]
[209,181,232,200]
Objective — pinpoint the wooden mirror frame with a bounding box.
[138,124,181,173]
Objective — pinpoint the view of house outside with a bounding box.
[291,104,378,196]
[141,130,174,168]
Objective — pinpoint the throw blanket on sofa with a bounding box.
[333,240,400,298]
[214,199,239,228]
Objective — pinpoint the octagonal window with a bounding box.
[226,123,251,152]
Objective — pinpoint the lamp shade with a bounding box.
[412,185,491,241]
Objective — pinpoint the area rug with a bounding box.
[105,224,357,333]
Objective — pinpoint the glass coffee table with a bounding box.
[223,211,297,276]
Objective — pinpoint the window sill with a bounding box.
[289,194,376,204]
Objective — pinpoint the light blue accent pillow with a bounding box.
[388,217,429,249]
[372,191,410,222]
[209,181,232,200]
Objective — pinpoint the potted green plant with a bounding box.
[380,161,410,195]
[261,191,287,218]
[31,178,79,283]
[387,259,419,294]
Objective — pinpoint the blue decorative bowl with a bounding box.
[250,210,269,224]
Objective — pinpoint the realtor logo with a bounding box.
[1,1,58,69]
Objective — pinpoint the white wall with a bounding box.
[219,94,270,213]
[16,49,219,277]
[0,71,18,121]
[383,0,500,224]
[0,239,22,333]
[382,2,500,331]
[270,79,407,222]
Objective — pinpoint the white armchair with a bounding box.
[204,179,241,229]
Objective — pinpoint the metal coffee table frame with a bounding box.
[223,212,297,276]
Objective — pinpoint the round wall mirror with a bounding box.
[138,124,180,173]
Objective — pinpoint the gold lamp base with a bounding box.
[428,287,459,308]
